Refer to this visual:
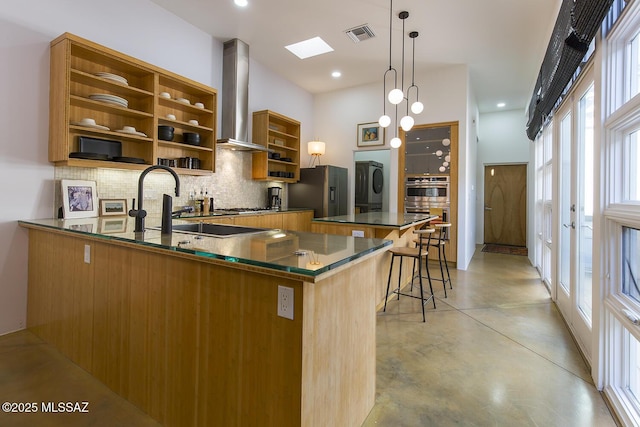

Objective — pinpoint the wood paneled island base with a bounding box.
[21,222,390,427]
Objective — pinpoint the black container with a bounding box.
[77,136,122,158]
[158,125,174,141]
[183,132,200,145]
[179,157,191,169]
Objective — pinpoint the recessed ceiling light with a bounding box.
[234,0,248,7]
[285,37,334,59]
[497,102,506,108]
[331,71,341,78]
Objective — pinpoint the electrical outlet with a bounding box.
[352,230,365,238]
[84,244,91,264]
[277,285,294,320]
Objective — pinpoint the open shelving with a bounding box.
[49,32,217,175]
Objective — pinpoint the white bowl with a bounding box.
[176,97,190,105]
[189,120,199,126]
[159,92,171,99]
[194,102,204,109]
[166,114,176,120]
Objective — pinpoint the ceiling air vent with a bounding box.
[345,24,375,43]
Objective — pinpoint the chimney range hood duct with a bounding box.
[217,39,269,152]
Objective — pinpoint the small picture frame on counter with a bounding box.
[357,122,384,147]
[99,199,127,216]
[61,179,98,219]
[99,217,127,233]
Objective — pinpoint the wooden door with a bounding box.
[484,164,527,246]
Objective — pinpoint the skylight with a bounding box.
[285,37,334,59]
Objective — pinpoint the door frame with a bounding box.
[482,163,528,246]
[398,121,459,264]
[552,65,595,362]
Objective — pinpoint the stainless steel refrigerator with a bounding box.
[288,165,348,217]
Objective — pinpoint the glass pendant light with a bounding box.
[378,2,423,148]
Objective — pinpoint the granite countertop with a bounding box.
[313,212,438,229]
[19,217,391,279]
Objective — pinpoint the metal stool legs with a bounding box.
[384,252,435,322]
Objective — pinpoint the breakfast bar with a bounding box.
[311,212,438,306]
[19,218,391,427]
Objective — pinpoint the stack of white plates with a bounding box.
[89,93,128,108]
[95,72,128,86]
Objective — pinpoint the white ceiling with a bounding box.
[150,0,561,113]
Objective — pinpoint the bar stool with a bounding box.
[429,222,453,295]
[383,228,436,322]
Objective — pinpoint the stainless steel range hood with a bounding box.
[216,39,269,152]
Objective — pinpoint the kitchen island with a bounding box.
[311,212,438,307]
[19,217,391,427]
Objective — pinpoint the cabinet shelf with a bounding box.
[70,69,153,98]
[268,159,298,166]
[50,32,217,176]
[158,140,213,152]
[158,97,213,115]
[70,95,153,119]
[252,110,300,182]
[268,143,298,152]
[158,117,213,133]
[268,128,298,139]
[55,158,151,170]
[69,125,153,143]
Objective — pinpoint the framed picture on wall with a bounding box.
[357,122,384,147]
[99,199,127,216]
[61,179,98,219]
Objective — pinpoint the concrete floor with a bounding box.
[0,249,618,426]
[365,249,618,426]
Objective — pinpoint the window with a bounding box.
[602,1,640,423]
[626,130,640,201]
[622,227,640,303]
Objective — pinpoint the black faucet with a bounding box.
[128,165,180,234]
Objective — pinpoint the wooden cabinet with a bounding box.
[252,110,300,182]
[234,213,283,229]
[49,33,217,175]
[399,121,458,263]
[283,210,313,232]
[185,210,313,232]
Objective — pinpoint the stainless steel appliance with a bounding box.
[268,186,282,210]
[288,165,348,217]
[405,176,449,206]
[355,161,384,212]
[405,175,450,222]
[216,39,269,152]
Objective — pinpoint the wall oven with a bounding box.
[405,175,450,223]
[405,176,449,205]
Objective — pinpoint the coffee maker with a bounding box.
[268,187,282,210]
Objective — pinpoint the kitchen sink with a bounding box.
[168,222,267,238]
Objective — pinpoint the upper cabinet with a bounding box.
[251,110,300,183]
[49,33,217,175]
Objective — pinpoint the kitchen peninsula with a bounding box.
[311,212,438,306]
[19,218,391,427]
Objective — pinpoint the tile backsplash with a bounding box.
[53,149,286,218]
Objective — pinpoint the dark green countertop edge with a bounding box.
[18,219,392,279]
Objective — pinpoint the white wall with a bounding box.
[0,0,313,335]
[476,109,532,247]
[313,65,475,268]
